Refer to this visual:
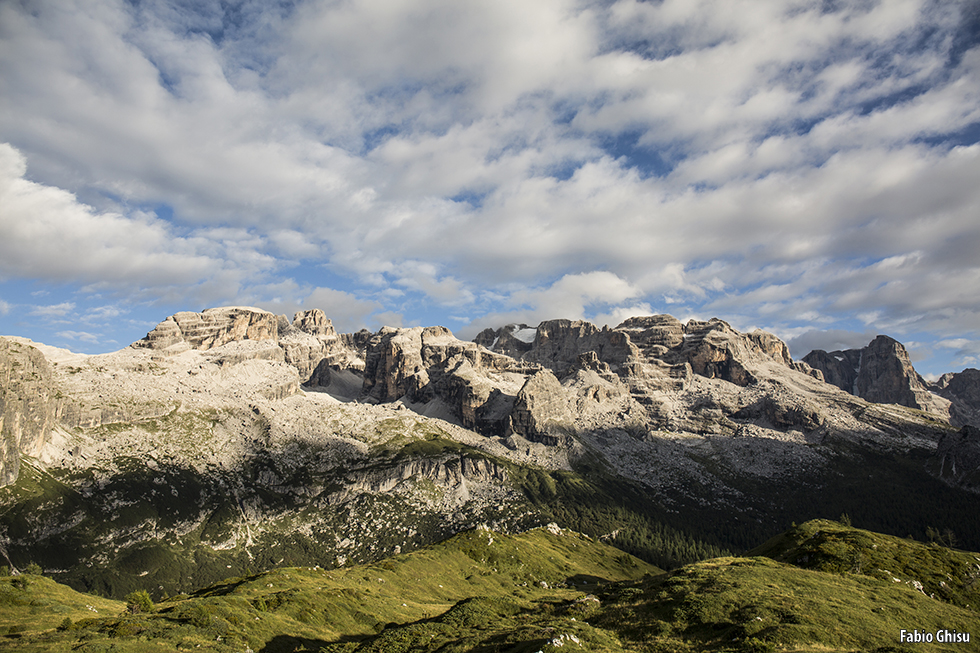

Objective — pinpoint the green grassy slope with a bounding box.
[749,519,980,610]
[0,526,656,652]
[2,521,978,652]
[591,555,977,652]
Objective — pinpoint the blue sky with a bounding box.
[1,0,979,378]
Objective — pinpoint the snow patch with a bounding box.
[514,328,537,343]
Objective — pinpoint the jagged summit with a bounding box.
[803,334,950,418]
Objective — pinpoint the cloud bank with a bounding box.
[1,0,979,373]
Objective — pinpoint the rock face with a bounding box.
[360,326,530,439]
[933,368,980,428]
[801,349,862,393]
[479,315,806,390]
[509,369,573,446]
[139,307,280,351]
[280,309,364,384]
[803,336,950,419]
[138,307,363,386]
[0,339,60,485]
[931,425,980,492]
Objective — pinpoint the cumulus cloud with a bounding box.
[56,330,101,344]
[785,329,879,359]
[460,271,645,337]
[1,0,979,373]
[29,303,77,319]
[0,143,217,285]
[255,286,384,334]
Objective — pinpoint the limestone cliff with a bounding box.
[933,368,980,428]
[930,425,980,492]
[279,309,364,384]
[803,335,950,419]
[0,338,60,485]
[138,306,280,351]
[137,307,363,387]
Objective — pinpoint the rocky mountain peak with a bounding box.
[135,306,363,386]
[292,308,336,337]
[137,306,280,351]
[803,335,950,420]
[933,367,980,428]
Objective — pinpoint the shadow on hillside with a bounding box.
[565,573,614,589]
[190,576,254,597]
[260,634,334,653]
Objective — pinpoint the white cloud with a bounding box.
[29,302,76,318]
[56,330,101,344]
[255,286,384,334]
[0,143,220,286]
[460,271,644,337]
[1,0,979,375]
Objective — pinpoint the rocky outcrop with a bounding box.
[733,393,825,432]
[136,307,363,386]
[0,338,60,485]
[280,309,364,384]
[931,425,980,492]
[802,349,862,392]
[522,319,637,375]
[482,315,806,391]
[473,324,536,360]
[509,369,573,445]
[138,307,280,351]
[361,326,517,405]
[341,455,508,497]
[804,336,950,419]
[933,369,980,428]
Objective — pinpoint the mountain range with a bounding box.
[0,307,978,618]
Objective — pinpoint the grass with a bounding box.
[1,521,977,652]
[0,526,656,652]
[749,519,980,610]
[591,554,979,652]
[0,573,123,637]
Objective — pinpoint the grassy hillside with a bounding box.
[750,519,980,610]
[0,526,656,652]
[1,521,977,652]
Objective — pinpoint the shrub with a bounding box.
[57,617,74,631]
[125,589,153,614]
[23,562,43,575]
